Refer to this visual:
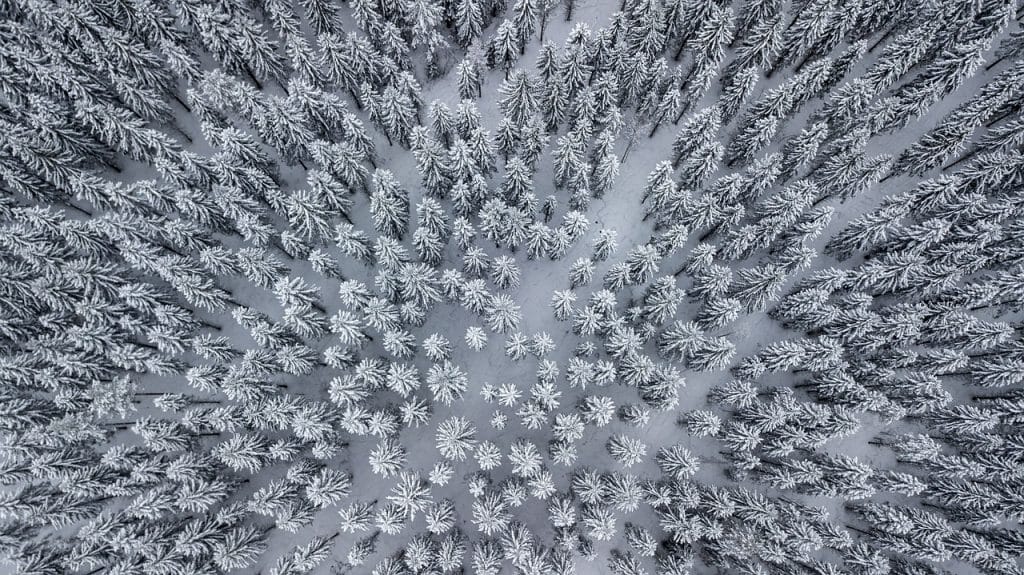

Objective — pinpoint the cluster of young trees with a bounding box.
[3,0,1024,573]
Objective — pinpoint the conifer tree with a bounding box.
[370,169,409,239]
[491,20,523,78]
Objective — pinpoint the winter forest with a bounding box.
[6,0,1024,573]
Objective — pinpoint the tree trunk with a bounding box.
[102,157,122,173]
[986,54,1008,71]
[672,100,692,124]
[698,223,721,243]
[648,116,664,138]
[620,137,637,161]
[794,49,818,74]
[765,55,786,79]
[62,200,93,217]
[171,92,192,112]
[986,105,1019,127]
[159,241,186,258]
[199,319,223,331]
[868,25,898,53]
[170,123,193,144]
[243,64,263,90]
[846,525,873,536]
[673,39,687,61]
[811,192,832,208]
[270,238,294,260]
